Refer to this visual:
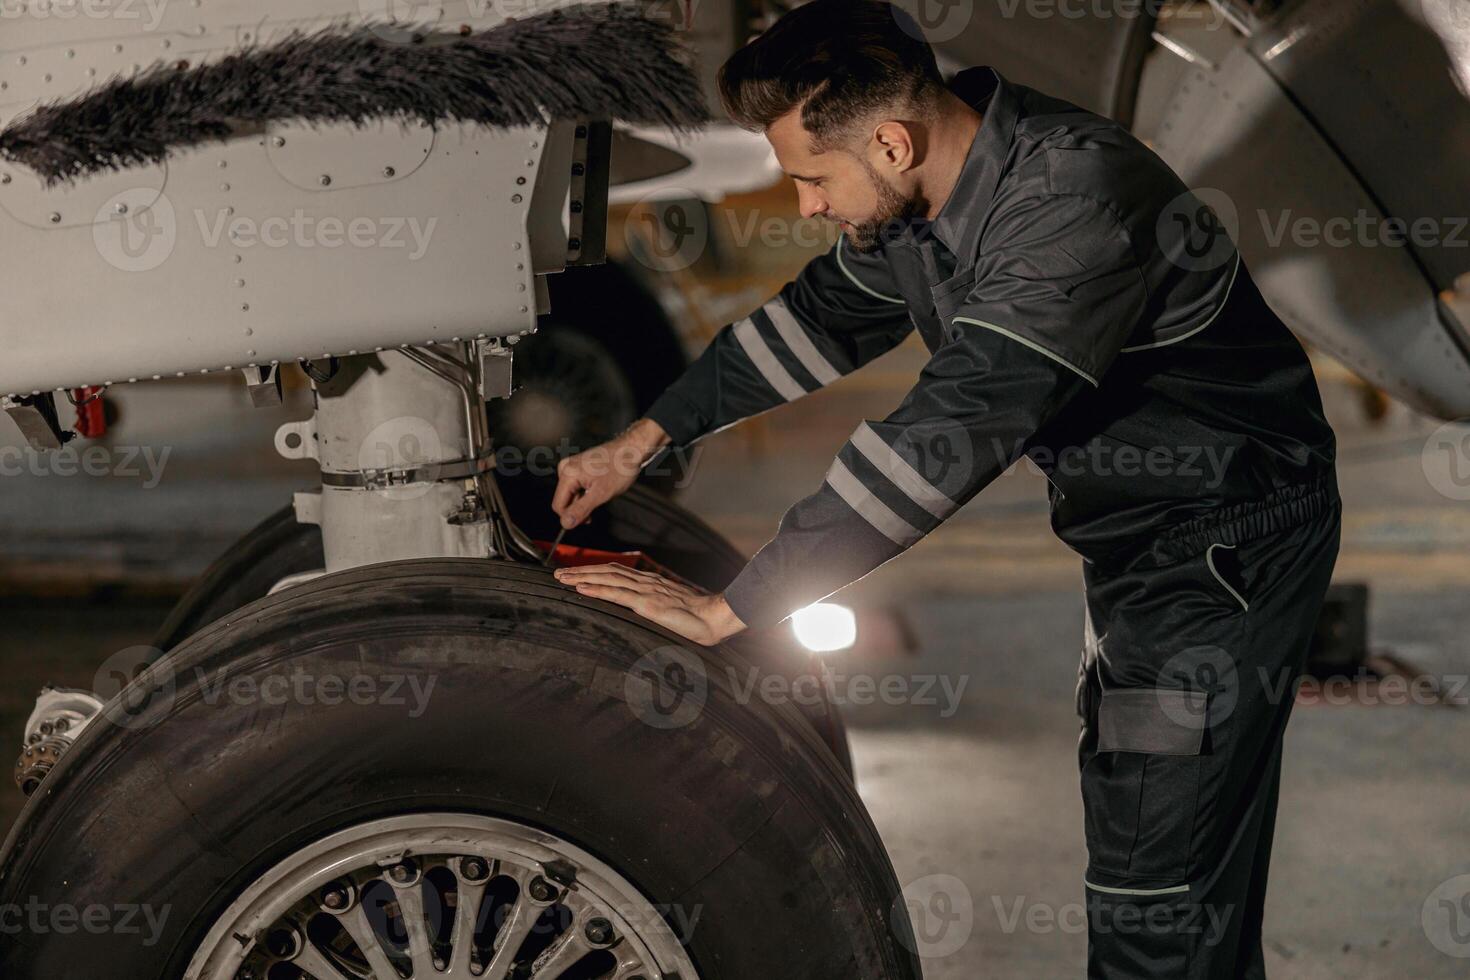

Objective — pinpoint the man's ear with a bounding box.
[870,120,918,174]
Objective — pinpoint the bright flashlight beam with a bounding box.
[790,602,857,654]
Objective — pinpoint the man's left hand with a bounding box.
[553,564,746,646]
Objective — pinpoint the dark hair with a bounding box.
[718,0,945,149]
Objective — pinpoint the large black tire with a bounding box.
[152,482,855,777]
[0,561,920,979]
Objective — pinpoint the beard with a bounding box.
[840,162,922,253]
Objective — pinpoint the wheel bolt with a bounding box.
[461,857,490,883]
[320,883,351,911]
[388,860,418,885]
[583,916,615,946]
[527,876,556,902]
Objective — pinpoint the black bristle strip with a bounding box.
[0,2,709,185]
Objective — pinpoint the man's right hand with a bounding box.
[552,418,672,529]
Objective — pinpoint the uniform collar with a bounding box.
[924,66,1019,258]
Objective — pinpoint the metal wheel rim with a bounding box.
[185,813,700,980]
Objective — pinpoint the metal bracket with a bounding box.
[275,418,319,461]
[243,364,284,407]
[293,490,322,526]
[1,392,72,451]
[567,120,612,267]
[478,342,515,401]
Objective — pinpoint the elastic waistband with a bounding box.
[1103,473,1340,573]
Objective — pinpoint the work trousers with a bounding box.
[1076,502,1342,978]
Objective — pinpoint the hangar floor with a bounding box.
[1,342,1466,977]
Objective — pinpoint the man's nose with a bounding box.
[797,185,827,220]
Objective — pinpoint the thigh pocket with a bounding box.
[1083,689,1206,881]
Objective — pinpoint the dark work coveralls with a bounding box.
[646,66,1340,978]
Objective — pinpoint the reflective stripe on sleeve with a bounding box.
[732,316,806,401]
[825,458,923,547]
[764,298,842,386]
[850,423,958,521]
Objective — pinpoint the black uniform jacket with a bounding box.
[646,67,1338,630]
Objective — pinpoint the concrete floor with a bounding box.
[1,337,1467,976]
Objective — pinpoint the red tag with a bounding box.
[71,387,106,439]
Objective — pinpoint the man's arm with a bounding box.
[643,233,915,445]
[553,234,913,528]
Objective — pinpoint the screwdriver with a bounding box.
[544,524,568,567]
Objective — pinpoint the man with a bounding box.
[552,1,1340,976]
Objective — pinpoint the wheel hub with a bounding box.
[186,814,699,980]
